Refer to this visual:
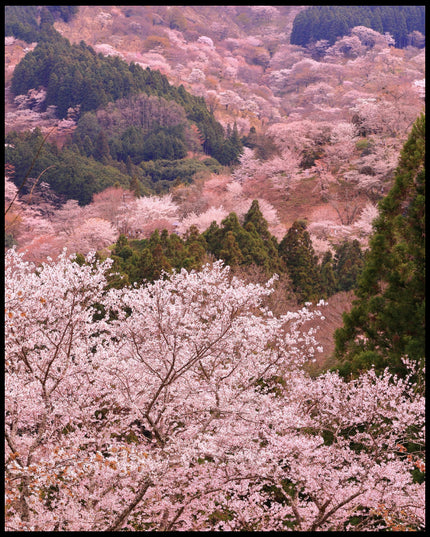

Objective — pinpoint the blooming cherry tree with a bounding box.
[5,247,425,531]
[176,205,229,235]
[65,217,117,254]
[124,194,179,238]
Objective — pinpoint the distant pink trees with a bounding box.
[124,194,179,238]
[350,25,395,49]
[176,205,228,234]
[65,217,117,254]
[51,200,85,238]
[5,176,23,241]
[5,250,425,531]
[89,186,134,231]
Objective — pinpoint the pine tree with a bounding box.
[243,200,270,240]
[279,220,322,303]
[94,131,111,163]
[202,221,223,258]
[229,121,243,162]
[320,250,338,298]
[333,239,365,292]
[243,200,285,273]
[334,114,425,378]
[219,231,245,266]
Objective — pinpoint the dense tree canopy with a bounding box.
[202,202,285,277]
[5,128,132,206]
[5,10,426,528]
[5,248,425,531]
[291,6,425,48]
[5,6,78,42]
[10,27,241,165]
[278,220,322,303]
[101,200,366,305]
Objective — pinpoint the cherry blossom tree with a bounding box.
[325,34,365,60]
[266,119,331,157]
[352,202,379,239]
[176,205,229,235]
[5,249,425,531]
[88,186,135,229]
[51,200,85,238]
[65,217,117,255]
[344,138,400,202]
[268,44,306,71]
[350,26,395,50]
[187,68,206,85]
[17,234,65,264]
[5,175,23,241]
[15,209,56,249]
[124,194,179,238]
[197,36,214,49]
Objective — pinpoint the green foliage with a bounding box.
[106,125,187,164]
[219,231,245,266]
[8,27,241,209]
[320,250,338,298]
[139,158,220,193]
[291,6,425,48]
[214,122,243,166]
[5,129,130,205]
[10,27,235,165]
[5,107,221,203]
[279,220,322,303]
[109,231,208,287]
[243,199,270,240]
[5,6,40,42]
[334,114,425,378]
[202,201,284,277]
[108,202,290,289]
[319,240,365,299]
[5,6,78,42]
[333,240,365,293]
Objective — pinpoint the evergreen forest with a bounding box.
[290,5,425,48]
[9,26,242,164]
[105,200,366,305]
[334,114,425,379]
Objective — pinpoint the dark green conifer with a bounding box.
[279,220,322,303]
[334,114,425,378]
[320,250,338,298]
[202,221,223,258]
[333,239,365,292]
[243,200,270,240]
[94,131,111,163]
[219,231,245,266]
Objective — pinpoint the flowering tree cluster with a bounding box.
[5,248,425,531]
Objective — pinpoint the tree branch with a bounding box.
[104,478,153,531]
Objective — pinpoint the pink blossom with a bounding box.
[5,251,424,531]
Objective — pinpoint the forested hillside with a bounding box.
[291,6,425,48]
[4,5,426,532]
[5,3,425,358]
[5,6,424,251]
[5,117,425,530]
[9,25,239,162]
